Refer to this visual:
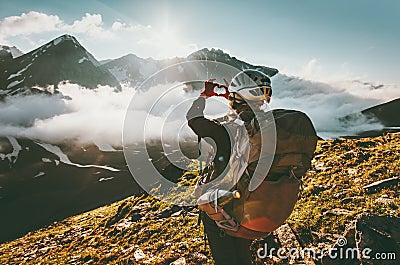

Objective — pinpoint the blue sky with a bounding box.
[0,0,399,84]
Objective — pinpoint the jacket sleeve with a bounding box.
[186,97,225,138]
[186,97,231,176]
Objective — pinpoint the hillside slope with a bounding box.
[0,134,399,264]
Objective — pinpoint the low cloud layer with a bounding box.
[270,74,395,137]
[0,83,224,146]
[1,84,135,146]
[0,75,396,146]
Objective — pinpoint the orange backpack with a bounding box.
[197,109,318,239]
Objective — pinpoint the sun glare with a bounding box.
[155,26,183,58]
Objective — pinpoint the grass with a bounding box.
[288,134,399,238]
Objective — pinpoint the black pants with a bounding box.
[202,214,253,265]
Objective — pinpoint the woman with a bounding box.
[186,70,272,265]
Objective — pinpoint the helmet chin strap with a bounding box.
[232,99,245,110]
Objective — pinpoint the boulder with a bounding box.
[322,213,400,265]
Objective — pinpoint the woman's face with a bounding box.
[228,93,267,113]
[228,93,244,110]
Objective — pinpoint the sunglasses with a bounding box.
[248,86,272,98]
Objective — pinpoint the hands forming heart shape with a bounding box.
[200,78,230,99]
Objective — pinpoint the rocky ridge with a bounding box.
[100,47,279,88]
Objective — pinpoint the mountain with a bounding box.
[361,98,400,127]
[0,35,120,96]
[1,133,399,264]
[188,48,278,77]
[101,48,279,87]
[0,136,136,243]
[100,54,180,87]
[340,98,400,137]
[0,135,198,243]
[2,35,278,95]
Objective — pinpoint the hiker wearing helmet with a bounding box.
[186,70,273,265]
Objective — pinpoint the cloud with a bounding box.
[0,83,211,146]
[0,93,68,126]
[111,21,151,32]
[270,74,386,138]
[0,84,131,145]
[0,12,150,41]
[0,11,197,59]
[0,11,63,36]
[0,73,393,147]
[284,58,365,84]
[281,58,399,104]
[63,13,111,38]
[332,79,400,102]
[297,58,322,80]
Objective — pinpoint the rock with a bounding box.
[192,252,208,261]
[310,184,331,195]
[131,213,142,222]
[341,197,359,204]
[171,210,183,217]
[321,213,400,265]
[333,138,344,144]
[105,201,132,227]
[170,257,186,265]
[83,255,91,262]
[157,205,181,218]
[355,141,376,148]
[363,177,400,193]
[314,154,326,159]
[314,162,332,172]
[275,224,302,250]
[323,208,352,216]
[273,224,316,264]
[116,218,133,230]
[334,192,347,199]
[347,168,358,175]
[122,245,135,254]
[374,194,395,206]
[134,249,146,261]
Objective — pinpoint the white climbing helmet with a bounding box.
[229,69,272,101]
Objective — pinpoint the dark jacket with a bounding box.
[186,97,231,176]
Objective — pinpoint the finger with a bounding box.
[207,78,216,82]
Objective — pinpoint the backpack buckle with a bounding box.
[215,205,239,232]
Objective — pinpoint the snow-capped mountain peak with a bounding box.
[100,48,279,87]
[52,34,79,46]
[0,35,119,95]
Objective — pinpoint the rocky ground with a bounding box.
[0,133,399,264]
